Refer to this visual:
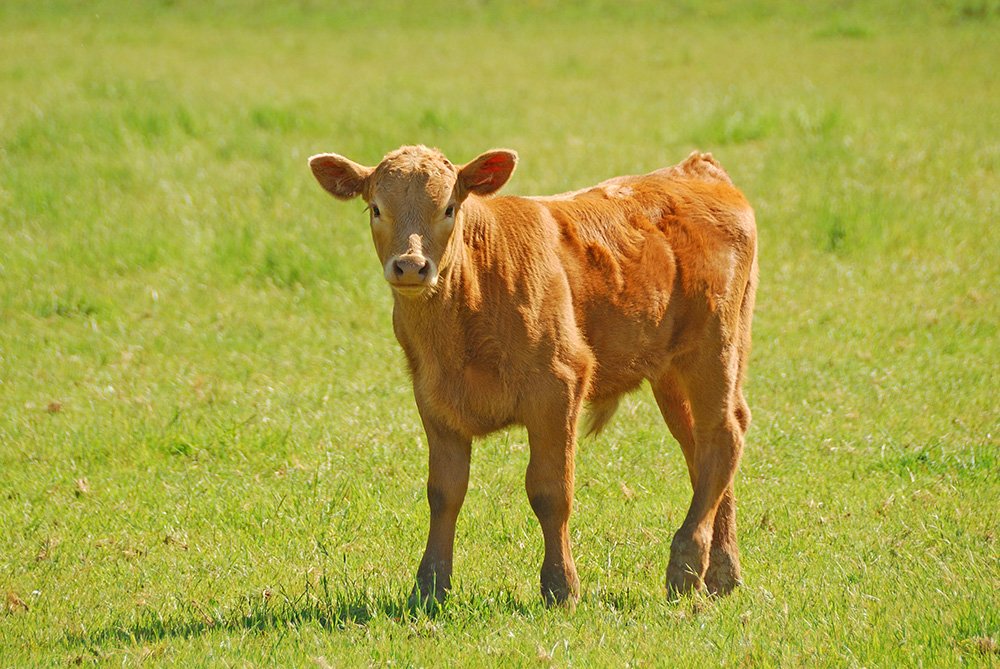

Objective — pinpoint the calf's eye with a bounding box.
[445,205,455,218]
[371,204,381,218]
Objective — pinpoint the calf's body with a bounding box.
[310,146,757,604]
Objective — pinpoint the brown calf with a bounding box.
[309,145,757,605]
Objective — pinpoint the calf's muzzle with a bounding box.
[385,252,437,294]
[384,232,438,295]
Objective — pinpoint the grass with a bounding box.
[2,1,999,665]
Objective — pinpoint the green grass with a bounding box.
[2,1,999,666]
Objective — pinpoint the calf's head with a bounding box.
[309,145,517,298]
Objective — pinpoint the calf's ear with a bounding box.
[309,153,374,201]
[457,149,518,199]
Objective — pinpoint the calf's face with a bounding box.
[309,145,517,298]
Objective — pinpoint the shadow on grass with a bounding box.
[60,567,688,649]
[61,577,543,648]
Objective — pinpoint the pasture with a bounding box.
[1,1,998,665]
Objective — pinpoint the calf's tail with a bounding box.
[581,396,621,438]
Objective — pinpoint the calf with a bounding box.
[309,145,757,605]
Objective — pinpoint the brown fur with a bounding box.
[309,145,758,605]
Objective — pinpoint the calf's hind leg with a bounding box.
[652,371,741,595]
[652,370,745,595]
[654,351,747,596]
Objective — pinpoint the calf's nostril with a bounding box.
[390,256,432,283]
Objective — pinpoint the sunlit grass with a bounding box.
[1,1,998,666]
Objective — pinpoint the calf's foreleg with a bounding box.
[523,369,588,605]
[414,415,472,604]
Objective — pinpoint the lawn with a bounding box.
[1,1,998,666]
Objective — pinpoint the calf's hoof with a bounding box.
[408,584,446,612]
[703,546,742,596]
[540,565,580,608]
[665,562,704,596]
[666,536,708,596]
[411,573,449,610]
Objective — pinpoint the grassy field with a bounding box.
[2,1,999,665]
